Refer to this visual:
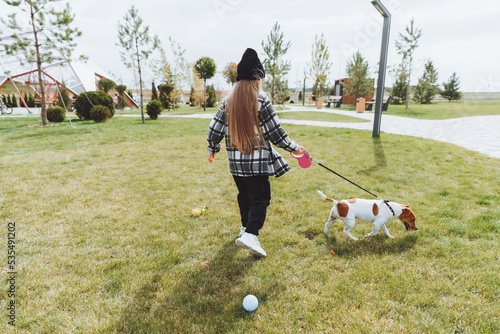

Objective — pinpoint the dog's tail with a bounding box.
[317,190,336,204]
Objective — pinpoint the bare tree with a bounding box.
[308,34,332,101]
[117,6,159,124]
[261,21,291,104]
[1,0,81,125]
[395,18,422,109]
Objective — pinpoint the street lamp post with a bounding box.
[302,71,307,106]
[371,0,391,137]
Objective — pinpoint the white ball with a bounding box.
[243,294,259,312]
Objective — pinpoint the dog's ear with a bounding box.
[402,207,416,219]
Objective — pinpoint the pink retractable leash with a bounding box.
[290,148,395,214]
[290,148,312,168]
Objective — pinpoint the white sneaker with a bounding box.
[239,226,246,237]
[235,232,267,257]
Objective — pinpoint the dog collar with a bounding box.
[383,200,395,216]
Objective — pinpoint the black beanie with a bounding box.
[236,48,265,81]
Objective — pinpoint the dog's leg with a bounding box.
[324,219,334,234]
[324,210,336,234]
[365,221,384,238]
[380,225,394,238]
[342,218,358,240]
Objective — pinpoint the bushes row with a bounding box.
[146,100,163,119]
[74,91,114,121]
[46,103,110,123]
[47,106,66,122]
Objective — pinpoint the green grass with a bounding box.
[375,100,500,119]
[0,116,499,333]
[277,111,369,123]
[114,103,288,116]
[297,100,500,119]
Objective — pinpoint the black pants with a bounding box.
[232,175,271,236]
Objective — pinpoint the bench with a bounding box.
[34,97,57,106]
[365,96,391,112]
[325,96,343,108]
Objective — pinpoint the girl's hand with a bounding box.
[208,153,215,163]
[292,146,304,156]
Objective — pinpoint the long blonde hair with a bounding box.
[227,79,266,154]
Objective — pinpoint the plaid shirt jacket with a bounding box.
[207,93,299,177]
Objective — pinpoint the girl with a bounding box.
[207,48,304,258]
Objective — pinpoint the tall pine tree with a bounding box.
[413,59,439,104]
[440,72,462,102]
[343,51,373,103]
[261,22,291,104]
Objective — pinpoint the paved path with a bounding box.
[3,106,500,159]
[277,105,500,160]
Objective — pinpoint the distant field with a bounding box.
[383,100,500,119]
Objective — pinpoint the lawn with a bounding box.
[277,111,368,123]
[297,100,500,120]
[0,115,499,333]
[383,100,500,119]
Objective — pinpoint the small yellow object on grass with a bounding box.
[192,207,208,217]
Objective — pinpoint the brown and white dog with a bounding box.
[317,190,417,240]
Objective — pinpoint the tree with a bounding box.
[191,70,205,108]
[158,84,174,110]
[151,81,158,100]
[308,34,332,101]
[440,72,462,102]
[261,21,291,104]
[413,59,439,104]
[1,0,81,125]
[206,85,217,108]
[194,57,216,111]
[115,84,127,109]
[343,51,373,103]
[395,18,422,109]
[223,62,238,86]
[117,6,159,124]
[390,62,408,105]
[189,87,196,106]
[57,82,71,110]
[153,37,191,109]
[11,94,18,107]
[97,78,116,93]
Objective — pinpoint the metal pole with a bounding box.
[302,77,306,106]
[371,0,391,137]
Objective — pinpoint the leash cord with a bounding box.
[312,160,381,199]
[312,159,396,216]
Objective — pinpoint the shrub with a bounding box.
[158,84,174,109]
[97,78,116,93]
[47,106,66,122]
[57,83,72,111]
[11,94,18,107]
[115,84,127,109]
[206,85,217,108]
[146,100,163,119]
[74,91,115,120]
[90,105,110,123]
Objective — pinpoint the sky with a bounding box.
[1,0,500,93]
